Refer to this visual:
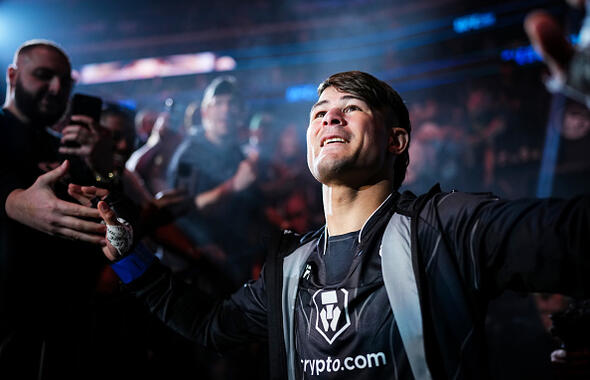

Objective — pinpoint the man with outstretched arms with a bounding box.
[99,71,590,380]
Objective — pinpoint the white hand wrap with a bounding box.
[106,218,133,257]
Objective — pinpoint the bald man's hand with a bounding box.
[5,160,107,244]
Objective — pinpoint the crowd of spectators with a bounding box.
[3,4,590,374]
[403,69,550,199]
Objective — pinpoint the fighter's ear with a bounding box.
[388,127,409,154]
[7,64,17,88]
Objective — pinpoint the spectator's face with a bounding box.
[307,86,391,186]
[562,103,590,140]
[12,46,72,126]
[202,94,241,144]
[102,114,135,168]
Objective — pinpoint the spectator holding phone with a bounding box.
[0,39,111,378]
[55,93,118,185]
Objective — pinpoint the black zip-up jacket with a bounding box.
[127,187,590,379]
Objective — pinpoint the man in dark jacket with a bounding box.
[99,71,590,380]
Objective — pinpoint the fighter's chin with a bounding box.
[312,159,350,185]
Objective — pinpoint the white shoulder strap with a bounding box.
[282,240,316,380]
[380,213,433,380]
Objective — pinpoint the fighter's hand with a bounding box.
[5,160,107,244]
[67,183,109,207]
[524,10,574,79]
[97,201,133,261]
[59,115,114,175]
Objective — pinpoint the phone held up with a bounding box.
[48,93,104,189]
[63,93,103,148]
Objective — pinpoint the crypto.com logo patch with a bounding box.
[312,289,351,345]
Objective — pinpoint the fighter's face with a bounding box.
[12,46,72,126]
[202,93,241,143]
[306,86,391,186]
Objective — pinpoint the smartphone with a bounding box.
[71,93,102,121]
[65,93,103,147]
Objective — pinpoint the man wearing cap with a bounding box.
[166,76,264,287]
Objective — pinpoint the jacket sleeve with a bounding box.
[430,192,590,298]
[126,261,268,352]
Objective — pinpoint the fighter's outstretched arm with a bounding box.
[432,191,590,297]
[97,200,269,351]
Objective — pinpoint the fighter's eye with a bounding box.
[314,111,326,119]
[343,105,360,113]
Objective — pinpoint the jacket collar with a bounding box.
[316,192,399,255]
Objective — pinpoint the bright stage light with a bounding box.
[453,12,496,34]
[285,84,316,103]
[78,52,236,84]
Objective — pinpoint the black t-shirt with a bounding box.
[323,231,358,284]
[294,223,415,379]
[0,108,106,376]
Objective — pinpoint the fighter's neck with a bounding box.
[322,179,392,236]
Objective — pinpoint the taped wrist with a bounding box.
[106,218,134,258]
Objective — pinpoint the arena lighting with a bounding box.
[77,52,237,84]
[0,6,18,58]
[117,99,137,110]
[285,84,317,103]
[453,12,496,34]
[501,34,579,66]
[501,45,542,66]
